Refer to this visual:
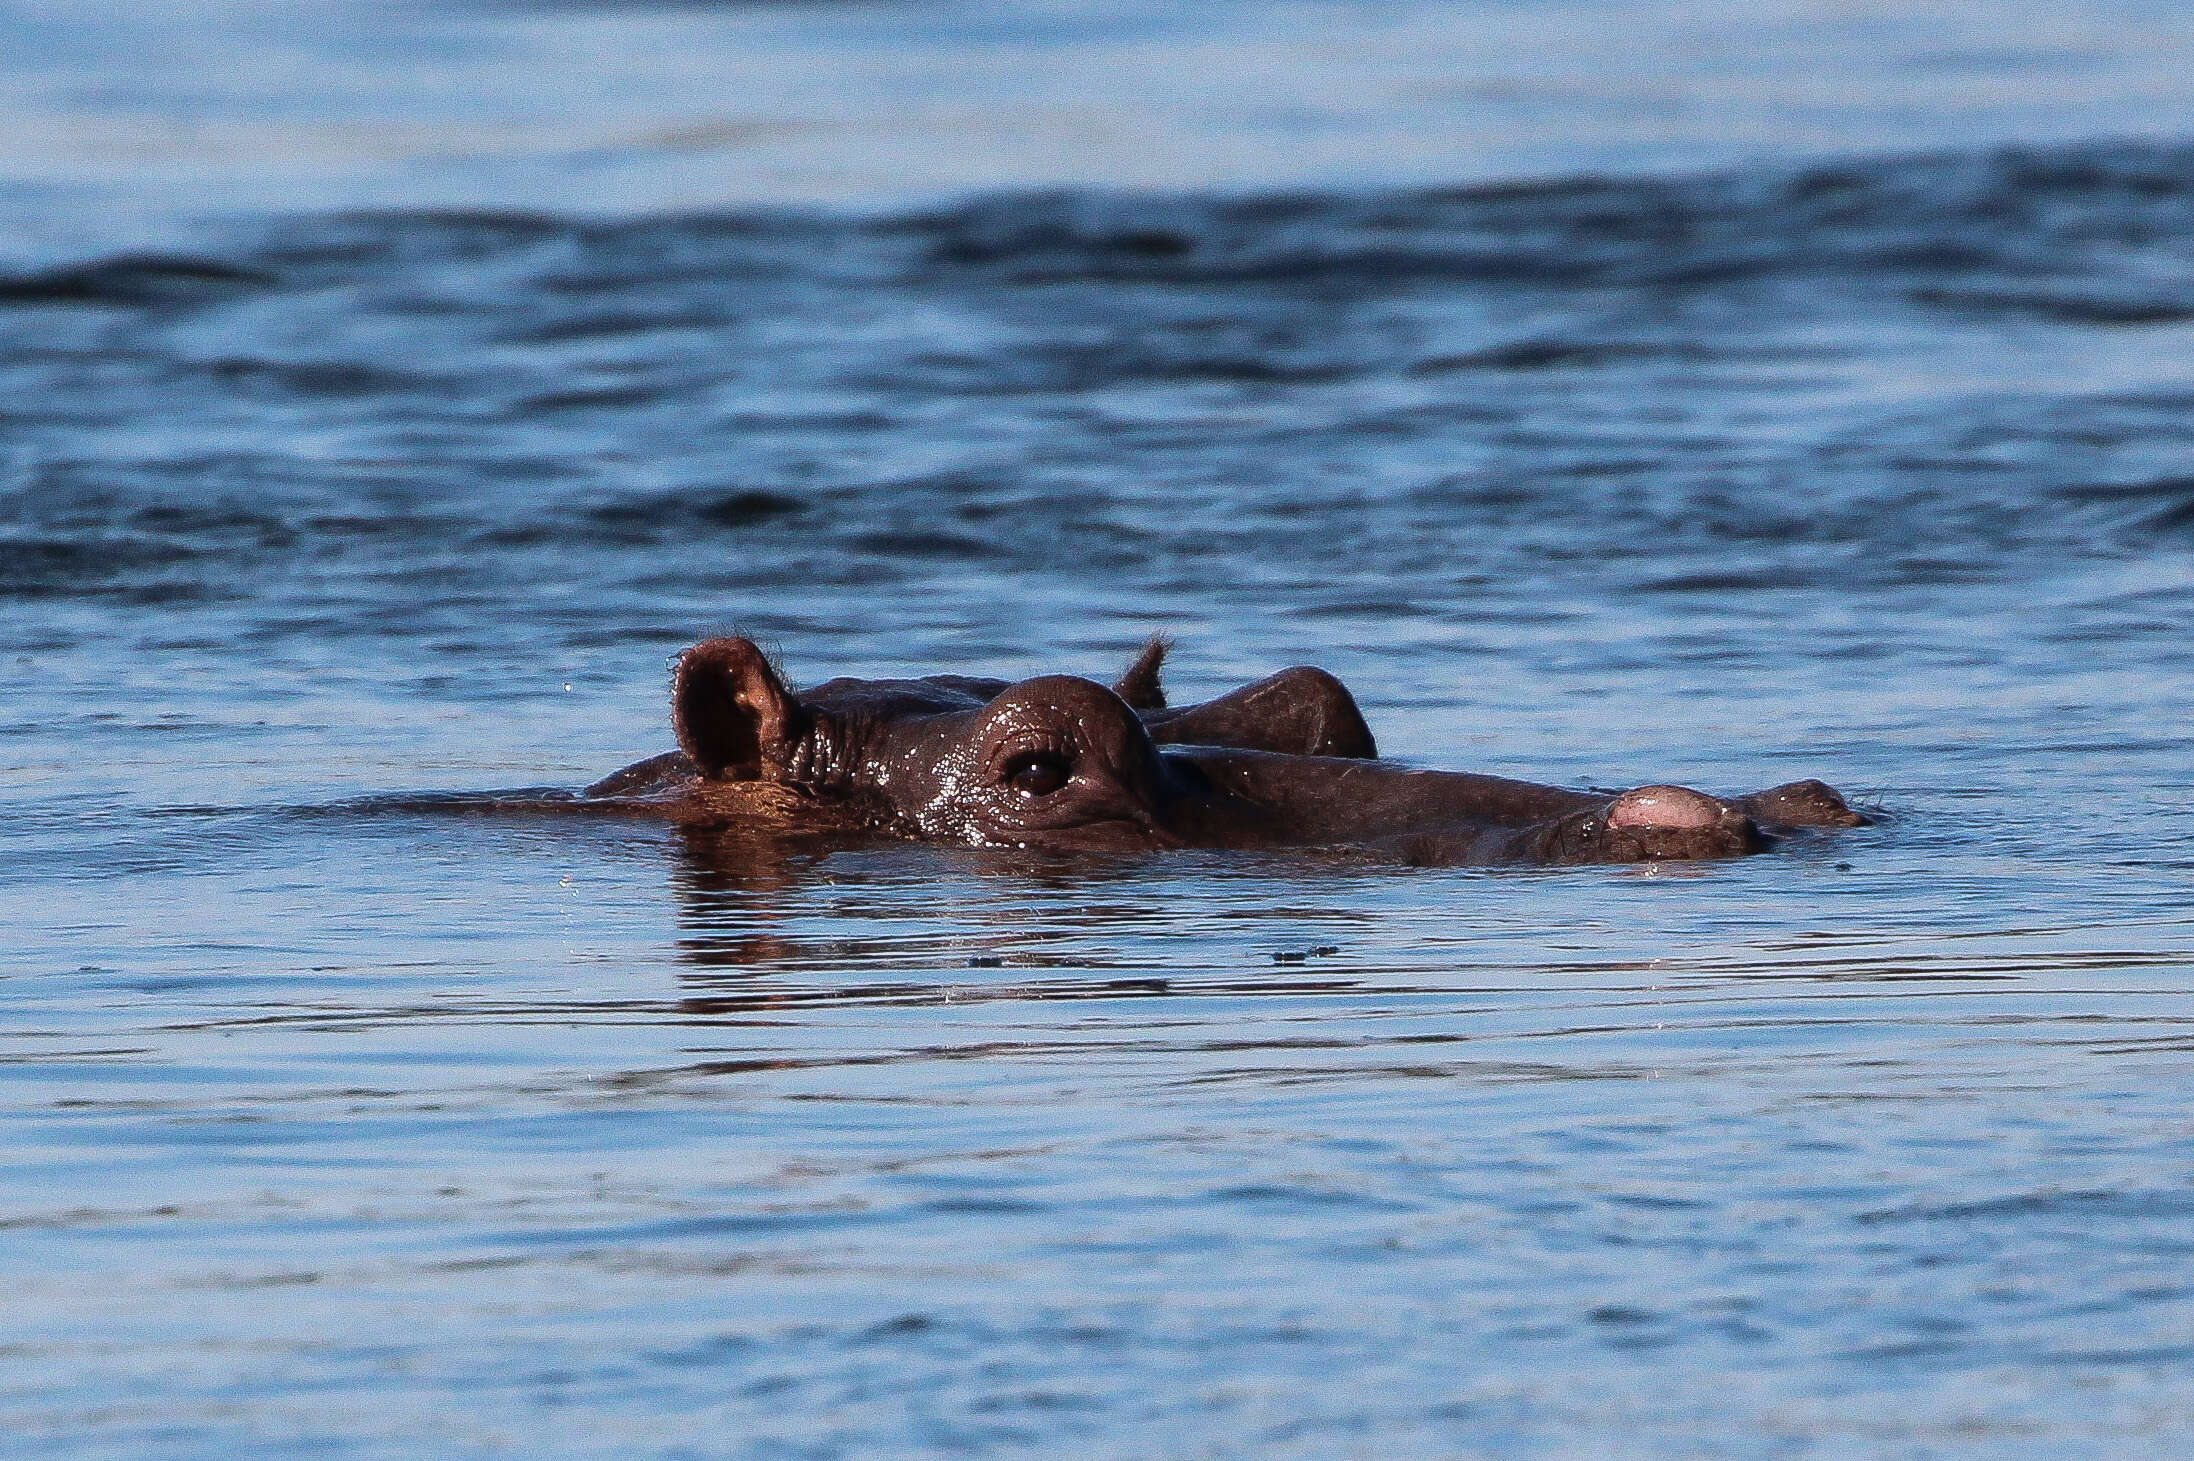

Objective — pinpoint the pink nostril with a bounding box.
[1606,785,1728,830]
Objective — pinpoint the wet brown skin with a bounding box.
[584,637,1376,798]
[587,637,1865,866]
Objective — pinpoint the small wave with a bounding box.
[1854,1186,2194,1225]
[198,357,438,399]
[2052,474,2194,540]
[0,253,273,308]
[0,534,210,599]
[1908,285,2194,325]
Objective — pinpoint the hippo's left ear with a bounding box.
[672,638,810,781]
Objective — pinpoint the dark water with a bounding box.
[8,5,2194,1455]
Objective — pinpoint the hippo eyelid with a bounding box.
[986,729,1073,775]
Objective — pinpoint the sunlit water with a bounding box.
[6,3,2194,1457]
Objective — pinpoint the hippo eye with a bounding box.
[1001,750,1071,796]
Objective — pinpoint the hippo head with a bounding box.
[673,637,1189,851]
[653,636,1861,865]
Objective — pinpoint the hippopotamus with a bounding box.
[586,637,1375,795]
[583,637,1864,865]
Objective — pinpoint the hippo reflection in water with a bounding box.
[586,637,1864,865]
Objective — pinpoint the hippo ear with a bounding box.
[1111,635,1170,711]
[672,638,809,780]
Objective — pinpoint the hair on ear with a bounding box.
[1112,635,1171,710]
[672,637,805,780]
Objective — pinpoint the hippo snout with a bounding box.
[1606,785,1731,831]
[1558,785,1765,862]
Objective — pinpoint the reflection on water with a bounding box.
[7,788,2194,1452]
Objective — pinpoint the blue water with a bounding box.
[5,3,2194,1456]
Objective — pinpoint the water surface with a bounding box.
[5,3,2194,1456]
